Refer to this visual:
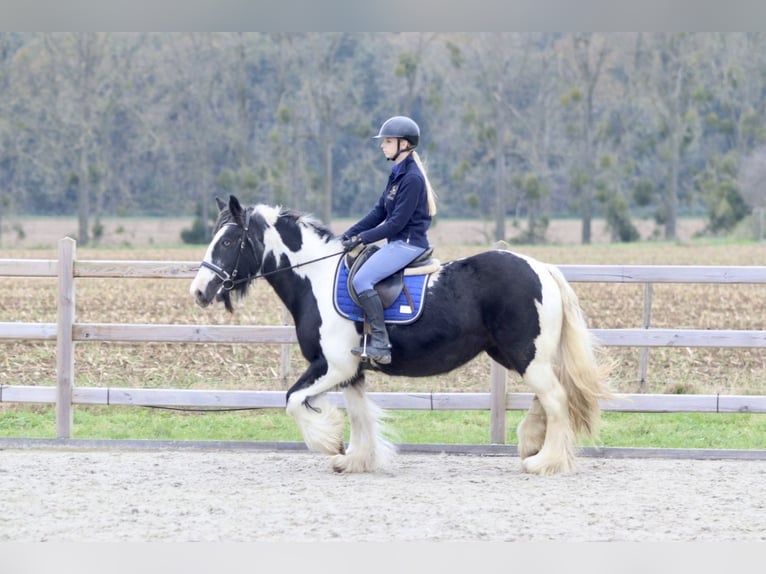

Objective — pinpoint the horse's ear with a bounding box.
[228,195,243,219]
[215,196,226,212]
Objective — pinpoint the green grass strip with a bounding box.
[2,406,765,450]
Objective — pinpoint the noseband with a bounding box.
[200,209,259,293]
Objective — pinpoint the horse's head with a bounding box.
[190,194,265,313]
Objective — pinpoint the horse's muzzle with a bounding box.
[194,290,212,308]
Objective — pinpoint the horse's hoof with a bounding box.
[521,453,574,476]
[330,451,385,473]
[330,454,351,473]
[518,445,541,460]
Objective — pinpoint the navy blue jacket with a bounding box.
[345,154,431,248]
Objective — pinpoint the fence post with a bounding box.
[489,361,507,444]
[638,282,653,393]
[56,237,76,438]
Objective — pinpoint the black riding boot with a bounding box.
[351,289,392,364]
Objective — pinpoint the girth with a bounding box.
[345,245,438,308]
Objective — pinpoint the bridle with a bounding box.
[199,208,259,293]
[199,208,345,294]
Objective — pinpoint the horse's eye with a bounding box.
[222,239,232,248]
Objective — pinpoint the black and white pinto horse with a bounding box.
[190,195,612,475]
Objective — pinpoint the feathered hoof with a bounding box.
[520,452,576,476]
[517,442,541,460]
[292,400,346,456]
[329,452,377,473]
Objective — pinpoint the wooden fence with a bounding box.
[1,237,765,444]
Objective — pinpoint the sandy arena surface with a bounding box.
[1,447,765,543]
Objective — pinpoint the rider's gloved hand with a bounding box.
[341,235,363,251]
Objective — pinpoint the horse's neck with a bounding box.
[264,247,336,323]
[266,273,299,310]
[261,216,338,319]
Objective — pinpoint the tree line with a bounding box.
[0,32,764,245]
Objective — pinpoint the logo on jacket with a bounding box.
[387,185,398,201]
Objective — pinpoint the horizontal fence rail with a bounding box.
[5,323,766,349]
[2,387,766,414]
[1,237,765,444]
[556,264,766,283]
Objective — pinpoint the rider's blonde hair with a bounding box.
[411,150,437,216]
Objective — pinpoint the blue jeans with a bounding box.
[351,241,428,293]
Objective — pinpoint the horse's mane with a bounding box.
[273,206,336,241]
[214,202,336,242]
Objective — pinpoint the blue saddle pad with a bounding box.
[333,259,429,325]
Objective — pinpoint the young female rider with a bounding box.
[341,115,438,364]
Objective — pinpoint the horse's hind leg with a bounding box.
[331,378,396,473]
[519,361,576,475]
[517,395,546,459]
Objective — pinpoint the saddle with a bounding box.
[345,244,439,307]
[332,245,440,325]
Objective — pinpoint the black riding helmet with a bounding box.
[372,115,420,148]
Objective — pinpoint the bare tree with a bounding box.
[443,33,523,241]
[561,33,610,244]
[276,33,367,223]
[38,33,119,244]
[640,33,700,241]
[3,33,126,245]
[392,33,439,116]
[160,33,239,229]
[0,33,21,244]
[740,146,766,240]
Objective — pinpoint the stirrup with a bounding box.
[351,335,391,364]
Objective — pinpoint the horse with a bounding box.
[189,194,613,475]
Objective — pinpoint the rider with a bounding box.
[341,115,437,364]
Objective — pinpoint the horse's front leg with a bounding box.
[330,376,396,474]
[285,360,346,457]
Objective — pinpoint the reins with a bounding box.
[199,209,346,293]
